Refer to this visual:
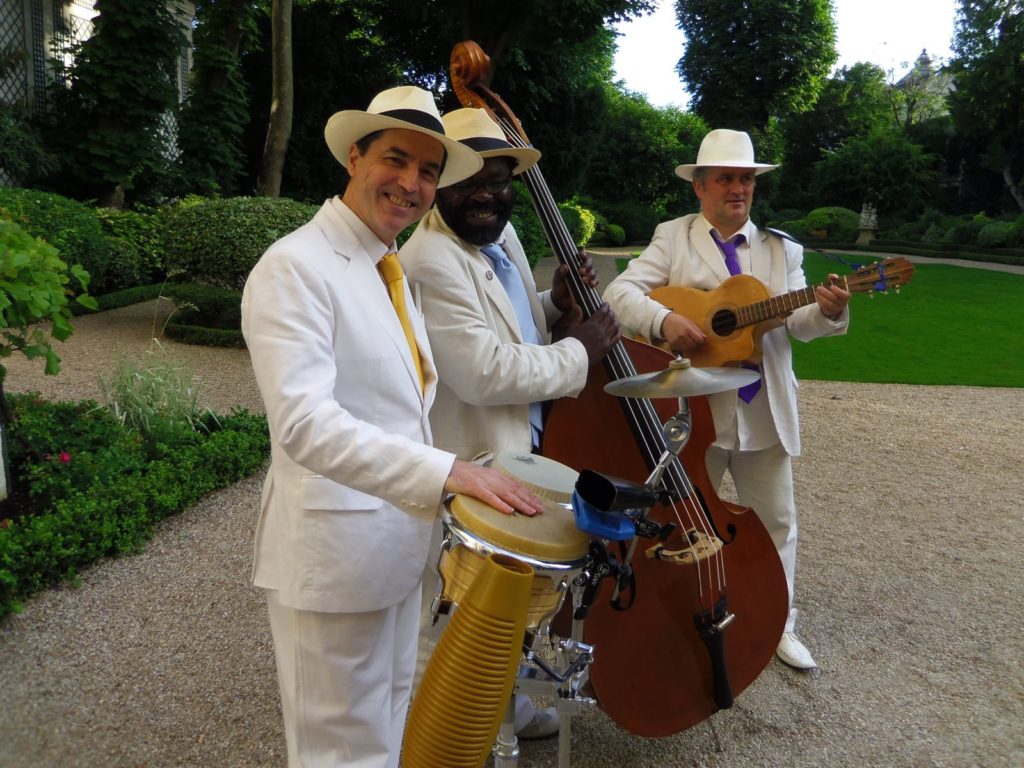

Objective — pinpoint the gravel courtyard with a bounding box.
[0,264,1020,767]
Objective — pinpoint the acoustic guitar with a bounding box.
[648,256,915,367]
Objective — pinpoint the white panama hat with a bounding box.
[324,86,483,187]
[441,108,541,176]
[675,129,779,181]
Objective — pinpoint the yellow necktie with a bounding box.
[378,253,425,393]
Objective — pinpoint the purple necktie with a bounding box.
[710,231,761,404]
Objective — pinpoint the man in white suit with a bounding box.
[603,129,851,671]
[400,108,619,738]
[241,87,546,768]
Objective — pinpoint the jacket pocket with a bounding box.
[300,475,383,512]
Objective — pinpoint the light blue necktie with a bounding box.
[709,231,762,404]
[480,243,545,446]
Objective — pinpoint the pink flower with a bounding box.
[59,451,71,464]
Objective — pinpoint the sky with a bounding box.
[613,0,958,108]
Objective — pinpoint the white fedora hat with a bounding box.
[441,108,541,175]
[324,86,483,187]
[674,129,779,181]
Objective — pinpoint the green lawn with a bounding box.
[794,253,1024,387]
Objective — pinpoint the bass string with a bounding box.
[498,117,728,602]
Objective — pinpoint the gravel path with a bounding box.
[0,278,1021,767]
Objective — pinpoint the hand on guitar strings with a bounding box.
[444,458,545,516]
[815,275,851,321]
[660,311,707,353]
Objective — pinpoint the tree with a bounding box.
[238,0,655,202]
[256,0,293,197]
[812,127,941,219]
[49,0,185,207]
[675,0,836,132]
[587,87,708,216]
[779,62,890,208]
[947,0,1024,211]
[177,0,260,196]
[888,50,952,132]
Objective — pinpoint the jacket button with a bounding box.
[485,270,495,280]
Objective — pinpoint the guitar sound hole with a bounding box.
[711,310,738,337]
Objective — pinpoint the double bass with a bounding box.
[450,41,788,737]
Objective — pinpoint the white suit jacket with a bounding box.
[603,214,849,457]
[399,210,588,460]
[241,199,456,613]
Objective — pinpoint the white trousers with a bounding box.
[265,586,420,768]
[705,442,799,633]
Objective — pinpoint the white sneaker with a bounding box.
[776,631,817,670]
[515,706,560,740]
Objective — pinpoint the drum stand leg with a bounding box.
[492,697,519,768]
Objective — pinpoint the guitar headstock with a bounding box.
[846,257,915,295]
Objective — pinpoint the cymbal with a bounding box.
[604,357,760,399]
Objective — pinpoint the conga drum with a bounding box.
[436,452,590,633]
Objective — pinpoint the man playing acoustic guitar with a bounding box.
[603,129,851,670]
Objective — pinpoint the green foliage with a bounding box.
[586,89,708,216]
[804,206,860,241]
[0,394,270,619]
[177,1,260,196]
[594,199,663,243]
[793,255,1024,387]
[977,220,1018,248]
[560,201,597,247]
[161,196,318,289]
[98,345,218,445]
[162,283,244,348]
[0,187,115,293]
[94,207,166,290]
[0,219,96,381]
[676,0,836,130]
[605,223,626,246]
[780,62,891,207]
[813,127,941,218]
[946,0,1024,212]
[46,0,186,206]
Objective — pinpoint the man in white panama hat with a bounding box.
[604,128,851,672]
[242,87,547,768]
[400,107,620,740]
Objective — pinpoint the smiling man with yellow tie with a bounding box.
[241,87,546,768]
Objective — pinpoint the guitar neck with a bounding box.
[736,280,837,328]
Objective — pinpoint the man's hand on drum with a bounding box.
[446,459,545,517]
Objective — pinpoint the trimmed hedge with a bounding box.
[0,187,116,294]
[162,196,318,290]
[0,394,269,619]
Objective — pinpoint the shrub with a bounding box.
[0,187,115,293]
[977,220,1017,248]
[804,206,860,241]
[0,219,96,410]
[161,196,318,289]
[95,207,166,289]
[0,394,269,618]
[162,283,244,348]
[595,200,663,243]
[605,223,626,246]
[941,214,989,246]
[560,200,597,247]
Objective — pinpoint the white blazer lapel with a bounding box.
[476,247,524,341]
[690,219,732,283]
[315,204,429,402]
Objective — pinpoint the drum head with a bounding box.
[492,451,579,504]
[449,494,589,563]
